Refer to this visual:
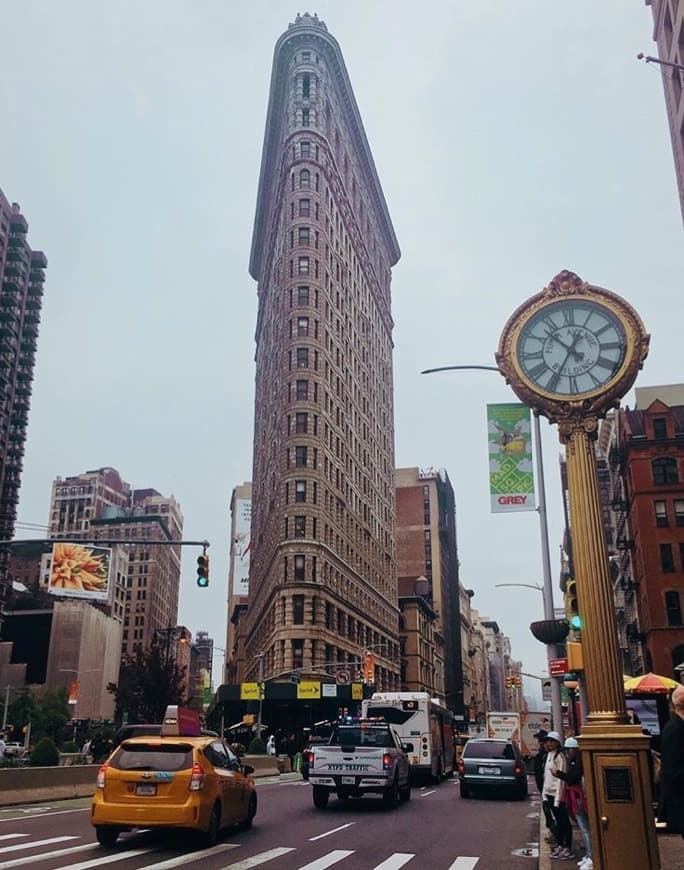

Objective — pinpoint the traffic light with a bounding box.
[505,675,512,688]
[565,578,582,630]
[197,552,210,588]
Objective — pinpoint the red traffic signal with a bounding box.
[197,553,210,588]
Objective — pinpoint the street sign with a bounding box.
[542,679,552,702]
[290,673,301,685]
[336,670,350,685]
[549,657,569,677]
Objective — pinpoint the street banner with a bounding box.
[47,542,112,601]
[352,683,363,700]
[362,652,375,684]
[240,682,260,701]
[487,403,536,513]
[232,498,252,596]
[297,681,321,700]
[67,680,79,704]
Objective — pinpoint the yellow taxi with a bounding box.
[91,706,256,847]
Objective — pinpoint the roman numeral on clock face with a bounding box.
[595,356,615,371]
[562,309,575,326]
[528,362,547,379]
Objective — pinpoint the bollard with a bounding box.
[293,752,302,772]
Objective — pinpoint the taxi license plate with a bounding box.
[341,776,355,784]
[479,766,500,775]
[136,784,157,796]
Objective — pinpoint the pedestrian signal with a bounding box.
[197,553,210,588]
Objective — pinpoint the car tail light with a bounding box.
[189,761,205,791]
[457,760,465,774]
[514,765,522,775]
[96,762,109,789]
[382,753,392,770]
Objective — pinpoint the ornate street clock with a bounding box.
[496,270,649,422]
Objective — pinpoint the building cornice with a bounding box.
[249,17,400,280]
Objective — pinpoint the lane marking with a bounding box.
[56,847,154,869]
[0,844,99,869]
[308,822,355,841]
[141,843,240,868]
[0,836,28,842]
[372,854,415,869]
[221,847,296,868]
[297,852,355,870]
[420,790,436,797]
[0,808,89,824]
[447,859,479,870]
[0,836,77,855]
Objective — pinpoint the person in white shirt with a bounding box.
[542,731,573,860]
[0,733,6,760]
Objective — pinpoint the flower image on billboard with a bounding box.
[487,403,536,513]
[47,542,112,601]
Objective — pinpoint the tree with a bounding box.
[108,636,189,725]
[6,688,70,745]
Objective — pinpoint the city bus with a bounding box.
[361,691,456,782]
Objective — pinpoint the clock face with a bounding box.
[516,300,627,397]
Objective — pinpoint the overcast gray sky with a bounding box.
[1,1,680,702]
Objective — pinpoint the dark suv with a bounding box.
[458,738,528,799]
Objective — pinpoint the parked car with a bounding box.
[92,706,256,847]
[3,742,27,760]
[457,737,528,800]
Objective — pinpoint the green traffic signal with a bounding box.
[570,614,582,630]
[197,553,210,588]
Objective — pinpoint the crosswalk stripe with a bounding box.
[308,823,355,841]
[53,847,155,870]
[221,847,295,868]
[0,836,28,842]
[0,836,76,855]
[141,843,240,868]
[420,790,436,797]
[447,859,479,870]
[0,844,97,869]
[372,854,415,869]
[297,851,355,870]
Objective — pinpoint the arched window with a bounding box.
[652,457,678,485]
[299,169,310,189]
[672,644,684,674]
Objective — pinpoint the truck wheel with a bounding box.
[312,786,329,809]
[383,777,400,809]
[399,780,411,802]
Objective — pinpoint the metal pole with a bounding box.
[533,412,563,732]
[1,685,9,732]
[256,653,264,737]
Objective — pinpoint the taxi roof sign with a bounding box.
[161,705,201,737]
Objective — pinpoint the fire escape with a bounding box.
[609,442,644,675]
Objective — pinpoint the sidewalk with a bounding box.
[537,814,681,869]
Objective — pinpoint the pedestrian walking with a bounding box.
[0,732,6,762]
[266,734,276,757]
[552,737,592,869]
[542,731,573,860]
[533,730,555,843]
[657,683,684,838]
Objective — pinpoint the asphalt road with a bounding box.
[0,777,540,870]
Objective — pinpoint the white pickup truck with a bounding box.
[308,720,412,809]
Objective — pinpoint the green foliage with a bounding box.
[108,636,189,725]
[6,688,70,745]
[247,736,267,755]
[30,736,60,767]
[62,740,79,753]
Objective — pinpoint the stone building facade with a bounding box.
[245,14,401,688]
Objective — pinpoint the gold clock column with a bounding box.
[560,416,659,870]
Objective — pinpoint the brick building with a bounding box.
[244,14,401,689]
[0,188,47,619]
[395,467,465,715]
[616,385,684,677]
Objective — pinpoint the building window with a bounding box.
[295,412,308,434]
[666,590,683,626]
[299,199,310,218]
[300,169,310,189]
[301,109,310,126]
[294,515,306,537]
[298,257,310,275]
[293,595,305,624]
[660,543,675,573]
[296,347,309,368]
[302,75,311,98]
[300,140,311,158]
[295,379,308,400]
[292,639,304,670]
[653,457,678,485]
[675,499,684,526]
[294,555,305,581]
[653,418,667,439]
[295,446,308,467]
[297,317,309,336]
[295,480,306,502]
[298,226,310,245]
[655,500,669,527]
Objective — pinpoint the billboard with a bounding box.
[231,498,252,596]
[48,542,112,601]
[487,403,536,513]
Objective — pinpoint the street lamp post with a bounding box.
[422,364,563,731]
